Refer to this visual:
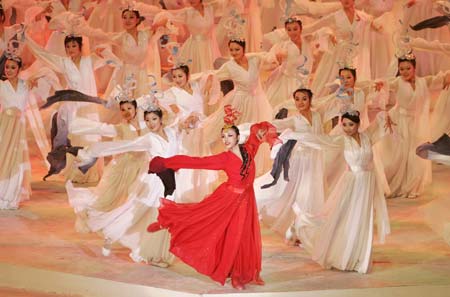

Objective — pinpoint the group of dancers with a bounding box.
[1,0,450,291]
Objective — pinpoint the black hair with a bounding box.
[396,58,416,77]
[122,8,145,26]
[171,64,190,77]
[0,8,5,23]
[228,39,246,51]
[5,57,23,69]
[64,35,83,49]
[339,68,357,81]
[341,111,361,124]
[119,100,137,109]
[144,108,163,119]
[221,125,251,180]
[284,18,302,28]
[293,88,313,101]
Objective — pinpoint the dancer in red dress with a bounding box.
[148,107,278,289]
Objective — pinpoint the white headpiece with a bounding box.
[394,20,416,61]
[336,37,358,70]
[295,55,310,89]
[114,75,137,103]
[166,42,192,69]
[223,9,246,42]
[4,39,24,64]
[140,74,163,113]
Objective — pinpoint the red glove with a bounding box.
[148,156,167,174]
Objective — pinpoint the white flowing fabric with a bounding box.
[203,53,273,175]
[0,79,32,209]
[303,9,387,96]
[255,112,325,250]
[265,38,314,107]
[161,81,217,202]
[380,73,449,197]
[68,127,182,263]
[284,120,390,273]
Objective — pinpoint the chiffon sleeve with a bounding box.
[25,33,65,73]
[302,13,336,35]
[77,135,152,166]
[291,0,341,17]
[281,130,343,151]
[424,71,450,91]
[271,117,296,131]
[69,118,118,138]
[365,111,390,144]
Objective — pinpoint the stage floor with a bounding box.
[1,155,450,297]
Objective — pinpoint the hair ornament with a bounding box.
[138,74,163,113]
[223,104,241,129]
[394,19,416,61]
[224,9,246,42]
[165,42,192,69]
[4,39,24,64]
[340,104,360,117]
[336,37,358,70]
[279,0,294,22]
[114,75,137,103]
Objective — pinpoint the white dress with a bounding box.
[161,82,217,201]
[156,4,221,73]
[265,38,314,108]
[68,126,181,264]
[303,9,387,96]
[380,73,449,197]
[25,34,102,183]
[255,112,325,249]
[203,53,273,175]
[0,80,31,209]
[285,119,390,273]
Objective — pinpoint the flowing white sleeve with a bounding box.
[25,33,65,74]
[281,130,344,150]
[77,135,153,166]
[302,13,336,35]
[292,0,341,17]
[424,71,450,91]
[69,118,118,138]
[271,117,296,131]
[411,38,450,56]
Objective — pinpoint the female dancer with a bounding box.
[155,0,241,73]
[302,0,389,96]
[203,39,273,175]
[25,31,105,183]
[67,99,147,238]
[147,119,279,289]
[0,57,31,209]
[264,16,314,108]
[161,64,217,201]
[255,88,325,248]
[70,106,181,267]
[377,56,450,198]
[283,110,392,273]
[103,6,164,98]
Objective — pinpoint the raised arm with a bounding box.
[69,118,118,138]
[163,152,229,171]
[25,33,65,73]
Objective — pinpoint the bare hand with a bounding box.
[95,47,105,58]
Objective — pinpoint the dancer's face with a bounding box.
[285,22,302,43]
[120,102,137,121]
[398,61,416,81]
[339,69,356,89]
[122,10,139,30]
[4,59,20,79]
[221,128,239,150]
[340,0,355,9]
[145,112,163,131]
[65,41,81,58]
[229,42,244,60]
[293,91,311,112]
[171,69,188,88]
[342,118,359,136]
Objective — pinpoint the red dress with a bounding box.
[148,122,278,287]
